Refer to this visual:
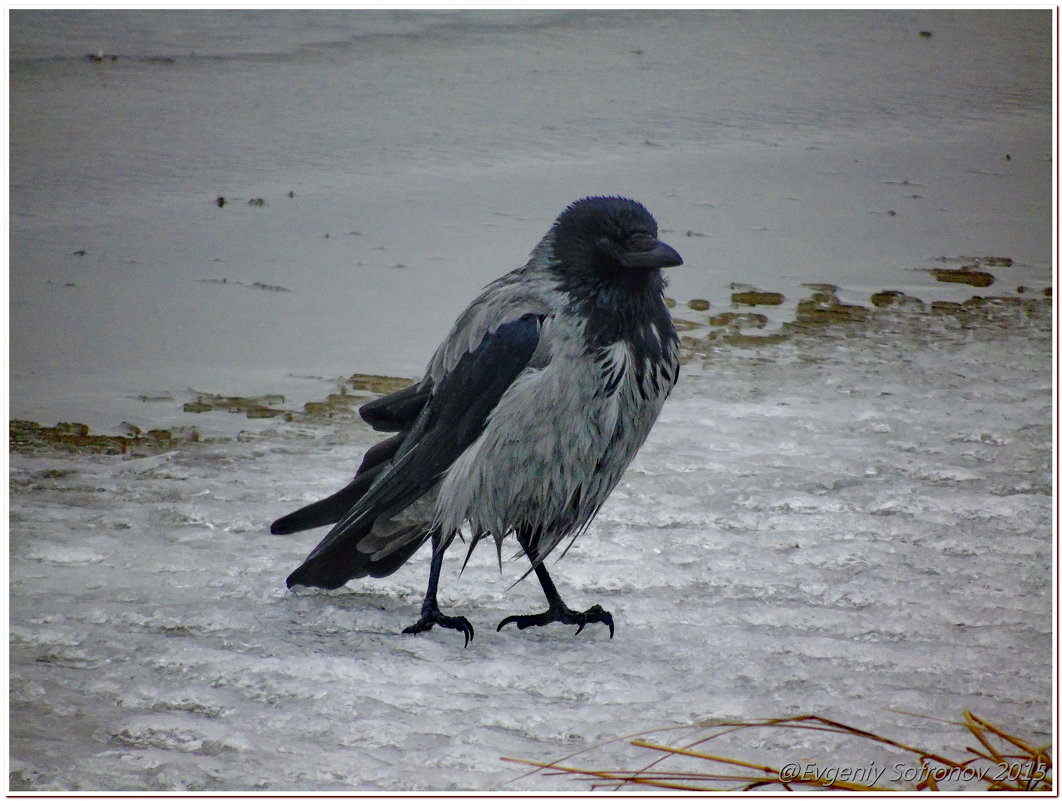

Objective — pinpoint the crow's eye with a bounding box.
[627,232,655,252]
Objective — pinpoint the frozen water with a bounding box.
[9,9,1052,430]
[9,300,1053,791]
[8,8,1054,793]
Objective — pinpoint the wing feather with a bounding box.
[290,313,543,574]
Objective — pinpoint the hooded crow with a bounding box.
[272,196,682,645]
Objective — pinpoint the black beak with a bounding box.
[617,239,683,270]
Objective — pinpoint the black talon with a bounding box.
[576,605,614,638]
[404,606,474,646]
[400,529,474,646]
[497,603,613,638]
[496,527,615,639]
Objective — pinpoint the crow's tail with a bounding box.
[270,433,407,536]
[270,465,384,536]
[285,520,432,590]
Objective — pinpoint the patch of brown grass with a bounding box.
[506,710,1051,792]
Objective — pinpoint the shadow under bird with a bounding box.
[271,196,683,645]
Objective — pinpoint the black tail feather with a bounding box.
[270,464,384,535]
[286,522,430,588]
[270,433,407,536]
[357,432,406,473]
[277,392,434,588]
[362,534,431,578]
[285,519,375,589]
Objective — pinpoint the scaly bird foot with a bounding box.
[403,606,475,647]
[496,603,614,638]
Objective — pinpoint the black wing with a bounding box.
[287,313,543,588]
[359,381,433,432]
[270,372,435,535]
[269,434,404,535]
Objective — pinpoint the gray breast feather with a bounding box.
[434,309,678,560]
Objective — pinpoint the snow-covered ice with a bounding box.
[9,299,1053,791]
[8,9,1054,793]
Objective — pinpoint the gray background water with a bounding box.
[10,10,1052,430]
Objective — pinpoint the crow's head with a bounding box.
[550,196,682,278]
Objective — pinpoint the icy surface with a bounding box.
[9,302,1053,791]
[8,9,1054,793]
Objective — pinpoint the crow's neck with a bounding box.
[554,268,674,350]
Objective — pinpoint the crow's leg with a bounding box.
[402,528,474,646]
[497,529,614,638]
